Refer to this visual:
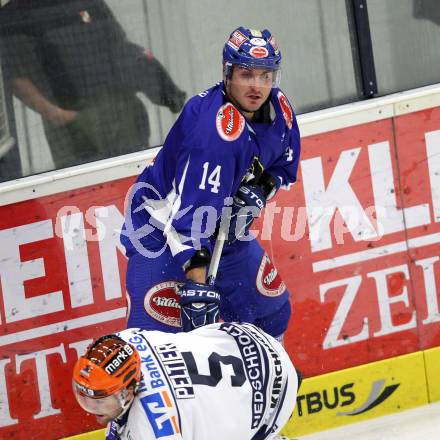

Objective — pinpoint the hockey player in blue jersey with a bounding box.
[120,27,301,340]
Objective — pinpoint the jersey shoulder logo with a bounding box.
[144,281,181,328]
[277,91,293,130]
[216,103,245,142]
[256,254,286,297]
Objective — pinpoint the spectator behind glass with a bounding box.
[413,0,440,25]
[0,0,186,170]
[0,76,21,183]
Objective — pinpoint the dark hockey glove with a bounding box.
[178,280,221,332]
[228,184,266,244]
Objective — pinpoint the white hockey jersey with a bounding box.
[106,323,298,440]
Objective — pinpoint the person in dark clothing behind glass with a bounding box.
[413,0,440,26]
[0,77,21,183]
[0,0,186,169]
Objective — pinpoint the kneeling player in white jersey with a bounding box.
[72,322,300,439]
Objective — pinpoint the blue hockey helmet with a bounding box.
[223,27,282,86]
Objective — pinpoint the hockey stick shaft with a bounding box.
[206,220,228,286]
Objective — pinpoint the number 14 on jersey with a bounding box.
[199,162,222,193]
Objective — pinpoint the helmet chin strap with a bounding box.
[115,388,135,419]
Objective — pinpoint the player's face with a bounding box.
[226,66,273,116]
[74,386,135,426]
[93,399,126,426]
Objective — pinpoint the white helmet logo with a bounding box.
[250,37,267,47]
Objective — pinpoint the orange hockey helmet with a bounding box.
[72,334,141,415]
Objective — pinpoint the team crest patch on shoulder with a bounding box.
[256,255,286,297]
[216,103,245,142]
[277,91,293,129]
[144,281,181,327]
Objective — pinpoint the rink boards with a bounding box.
[283,348,436,437]
[1,84,440,439]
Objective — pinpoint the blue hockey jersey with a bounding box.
[121,82,300,269]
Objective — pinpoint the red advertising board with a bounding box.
[394,107,440,350]
[268,109,440,377]
[0,179,135,438]
[0,106,439,438]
